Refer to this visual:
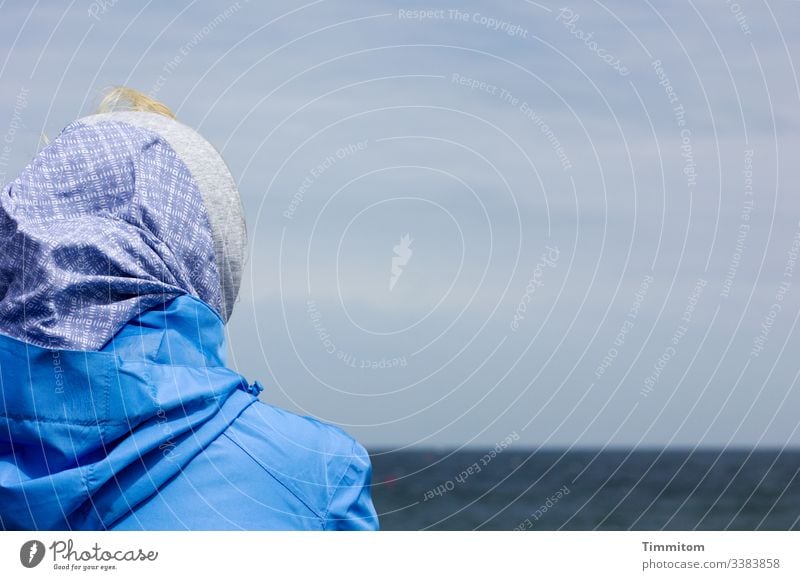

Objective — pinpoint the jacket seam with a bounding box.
[221,431,324,524]
[2,393,229,426]
[322,438,357,531]
[124,361,229,370]
[101,391,259,530]
[81,354,112,515]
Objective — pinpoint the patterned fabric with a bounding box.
[0,119,222,350]
[79,111,247,323]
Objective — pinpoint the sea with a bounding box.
[369,449,800,530]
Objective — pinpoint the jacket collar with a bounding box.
[103,293,229,367]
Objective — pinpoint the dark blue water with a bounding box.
[369,450,800,530]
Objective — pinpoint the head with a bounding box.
[0,86,247,349]
[89,87,248,323]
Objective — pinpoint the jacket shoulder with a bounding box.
[223,400,376,528]
[235,400,362,458]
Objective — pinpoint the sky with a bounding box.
[1,0,800,449]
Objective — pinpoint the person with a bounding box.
[0,87,378,530]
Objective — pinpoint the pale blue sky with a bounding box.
[2,0,800,449]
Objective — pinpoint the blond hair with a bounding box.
[95,86,176,119]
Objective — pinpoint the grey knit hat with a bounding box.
[79,111,247,322]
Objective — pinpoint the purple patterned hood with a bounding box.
[0,118,222,350]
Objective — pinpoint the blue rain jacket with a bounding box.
[0,292,378,530]
[0,116,378,530]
